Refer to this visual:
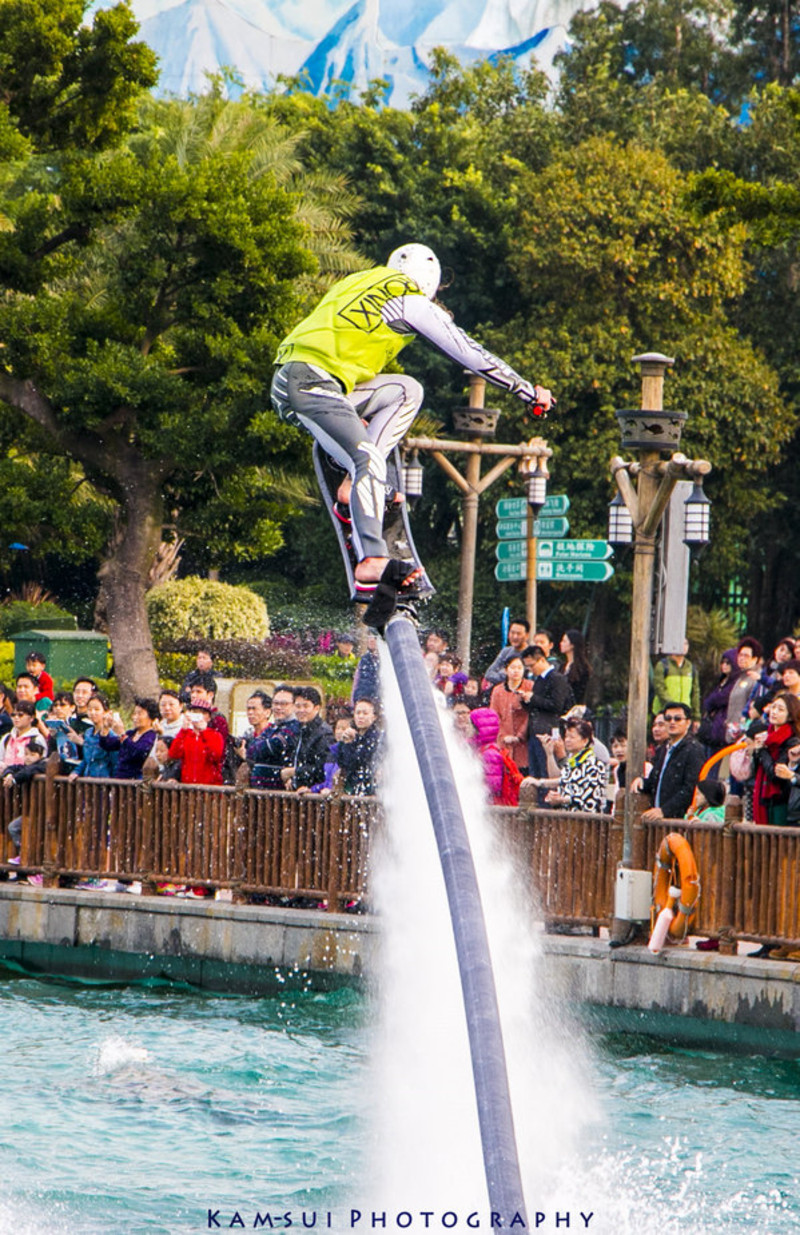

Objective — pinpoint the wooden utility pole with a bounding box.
[612,353,711,873]
[405,377,551,671]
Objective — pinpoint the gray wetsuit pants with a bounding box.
[271,362,423,560]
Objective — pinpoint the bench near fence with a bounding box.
[1,758,799,950]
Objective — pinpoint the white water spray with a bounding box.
[366,647,597,1219]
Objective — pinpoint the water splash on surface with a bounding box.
[368,647,595,1215]
[368,644,800,1233]
[95,1034,150,1074]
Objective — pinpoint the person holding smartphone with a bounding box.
[40,691,81,773]
[168,704,225,785]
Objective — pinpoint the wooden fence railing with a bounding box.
[1,762,799,947]
[0,760,378,911]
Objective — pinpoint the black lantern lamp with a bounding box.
[402,450,424,502]
[525,459,548,512]
[683,479,711,547]
[608,491,634,545]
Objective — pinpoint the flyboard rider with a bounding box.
[270,243,554,597]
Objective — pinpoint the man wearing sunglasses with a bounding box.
[630,701,706,822]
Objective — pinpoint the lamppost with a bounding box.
[608,353,712,934]
[404,374,551,669]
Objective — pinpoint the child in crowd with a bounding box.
[451,701,475,740]
[41,691,82,773]
[152,735,182,782]
[4,737,47,885]
[609,728,628,793]
[434,652,468,703]
[24,651,54,703]
[462,677,484,707]
[470,706,522,806]
[0,701,47,772]
[688,778,726,823]
[297,713,353,796]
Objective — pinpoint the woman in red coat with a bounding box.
[168,704,225,785]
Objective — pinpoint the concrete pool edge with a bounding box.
[1,886,799,1052]
[0,885,375,993]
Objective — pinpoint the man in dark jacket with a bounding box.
[631,701,706,821]
[524,647,574,780]
[247,685,299,789]
[282,687,334,791]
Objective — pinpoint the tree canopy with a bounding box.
[4,0,800,684]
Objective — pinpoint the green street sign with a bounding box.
[494,560,527,582]
[495,497,528,520]
[536,561,615,582]
[541,493,570,516]
[533,516,569,538]
[496,517,528,540]
[496,515,570,540]
[495,494,570,519]
[538,539,613,561]
[495,553,615,583]
[495,540,527,562]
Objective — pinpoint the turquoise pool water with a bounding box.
[0,975,797,1235]
[0,976,367,1235]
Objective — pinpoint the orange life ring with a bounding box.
[652,832,700,942]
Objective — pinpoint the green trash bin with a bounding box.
[12,630,110,684]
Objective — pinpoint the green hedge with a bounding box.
[0,600,78,637]
[146,577,269,643]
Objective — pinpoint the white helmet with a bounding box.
[386,243,441,300]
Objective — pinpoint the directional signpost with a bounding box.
[537,539,613,561]
[537,560,614,582]
[494,493,614,584]
[496,516,570,540]
[495,560,528,582]
[494,559,615,583]
[496,495,570,519]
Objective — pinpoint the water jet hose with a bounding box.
[384,613,527,1221]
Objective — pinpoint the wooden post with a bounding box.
[42,752,59,884]
[526,509,537,636]
[326,782,344,913]
[718,794,742,954]
[456,375,486,672]
[140,758,158,894]
[623,355,670,868]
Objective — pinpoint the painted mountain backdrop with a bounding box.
[99,0,588,105]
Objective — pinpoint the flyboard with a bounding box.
[312,444,435,603]
[318,453,527,1221]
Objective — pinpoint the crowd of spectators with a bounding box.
[3,627,800,896]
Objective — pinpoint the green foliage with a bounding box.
[0,599,77,637]
[0,641,13,688]
[556,0,741,115]
[0,0,157,152]
[0,433,113,574]
[686,605,743,692]
[489,136,793,593]
[0,91,351,577]
[146,578,269,644]
[308,654,356,684]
